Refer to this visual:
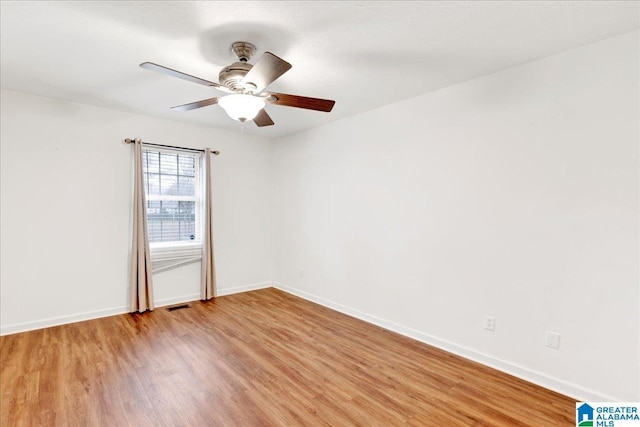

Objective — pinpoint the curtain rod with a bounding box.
[124,138,220,155]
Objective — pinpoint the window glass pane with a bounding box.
[148,222,162,243]
[178,176,195,196]
[180,223,196,241]
[147,201,162,243]
[178,155,196,177]
[179,201,196,241]
[159,152,178,175]
[147,200,161,215]
[147,173,160,196]
[178,201,196,221]
[160,174,178,196]
[160,201,179,242]
[162,200,178,214]
[146,151,160,173]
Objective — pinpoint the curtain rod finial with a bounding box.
[212,150,220,156]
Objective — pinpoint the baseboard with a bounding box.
[0,281,272,336]
[215,281,272,297]
[0,305,129,336]
[272,282,620,403]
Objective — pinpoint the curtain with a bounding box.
[201,148,216,300]
[129,139,154,312]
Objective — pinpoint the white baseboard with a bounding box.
[216,281,272,297]
[272,282,619,403]
[0,282,272,336]
[0,305,128,336]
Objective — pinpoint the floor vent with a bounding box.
[167,304,190,312]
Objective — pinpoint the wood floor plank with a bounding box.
[0,288,575,426]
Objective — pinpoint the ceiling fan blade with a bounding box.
[266,92,335,112]
[241,52,291,92]
[170,97,219,112]
[253,109,274,127]
[140,62,230,92]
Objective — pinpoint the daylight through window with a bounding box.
[141,148,203,270]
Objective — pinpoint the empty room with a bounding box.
[1,1,638,426]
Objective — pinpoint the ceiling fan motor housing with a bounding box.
[218,62,253,92]
[218,41,259,92]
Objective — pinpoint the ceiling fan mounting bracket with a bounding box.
[231,41,256,63]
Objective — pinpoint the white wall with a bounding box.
[0,90,273,334]
[1,31,637,403]
[272,31,639,402]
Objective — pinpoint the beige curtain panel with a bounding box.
[201,147,216,300]
[130,139,154,312]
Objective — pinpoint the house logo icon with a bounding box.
[576,403,594,426]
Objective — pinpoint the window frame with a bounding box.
[141,145,204,263]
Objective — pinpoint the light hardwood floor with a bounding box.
[1,288,575,426]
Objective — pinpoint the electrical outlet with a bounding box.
[545,331,560,350]
[298,270,304,278]
[483,315,496,331]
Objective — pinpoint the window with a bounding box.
[142,147,203,271]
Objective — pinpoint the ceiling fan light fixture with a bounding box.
[218,94,265,122]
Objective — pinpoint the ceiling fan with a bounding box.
[140,42,335,127]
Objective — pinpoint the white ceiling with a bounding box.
[1,1,638,139]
